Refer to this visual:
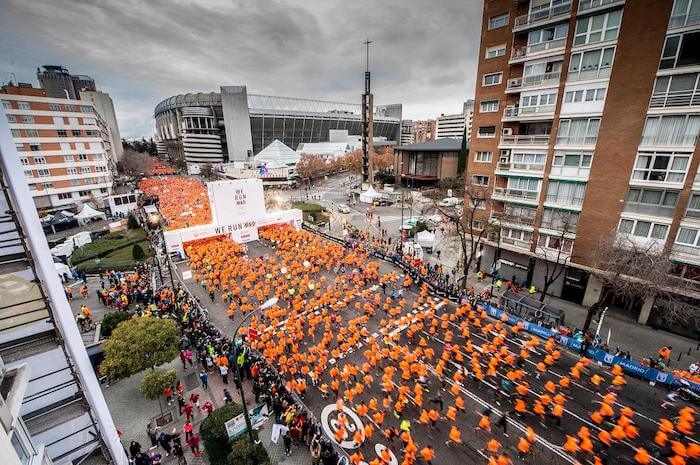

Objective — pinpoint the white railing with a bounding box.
[500,134,551,146]
[508,72,561,90]
[545,194,585,206]
[578,0,623,12]
[649,90,700,109]
[497,162,546,172]
[568,65,612,82]
[511,39,566,60]
[501,236,533,249]
[491,212,536,226]
[672,243,700,256]
[514,2,572,27]
[493,187,540,201]
[503,105,556,118]
[669,12,700,29]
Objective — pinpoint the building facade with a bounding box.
[394,138,465,186]
[0,106,126,464]
[154,86,402,165]
[36,66,96,100]
[408,119,436,143]
[0,85,113,213]
[400,120,415,145]
[80,90,123,162]
[436,100,475,140]
[470,0,700,327]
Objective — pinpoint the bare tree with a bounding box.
[582,232,699,333]
[535,211,576,302]
[199,163,215,180]
[119,148,153,177]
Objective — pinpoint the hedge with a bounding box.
[74,240,152,273]
[70,229,147,266]
[200,403,268,465]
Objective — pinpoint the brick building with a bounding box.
[470,0,700,327]
[1,84,113,212]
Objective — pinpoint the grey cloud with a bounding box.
[0,0,481,137]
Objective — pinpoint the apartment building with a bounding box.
[408,119,437,143]
[0,84,113,212]
[436,100,475,140]
[0,109,126,464]
[470,0,700,329]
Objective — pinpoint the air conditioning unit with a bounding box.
[500,150,510,157]
[502,128,513,136]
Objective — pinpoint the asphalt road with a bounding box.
[174,234,695,465]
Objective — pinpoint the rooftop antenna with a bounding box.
[362,39,374,185]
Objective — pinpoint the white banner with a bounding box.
[207,179,265,226]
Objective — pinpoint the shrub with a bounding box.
[100,311,133,338]
[227,436,270,465]
[200,404,244,465]
[416,219,429,233]
[132,244,146,260]
[127,214,139,230]
[70,229,146,266]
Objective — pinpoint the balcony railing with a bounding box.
[623,202,677,218]
[549,165,591,179]
[503,105,556,119]
[507,72,561,91]
[556,135,598,146]
[501,236,533,249]
[496,161,546,172]
[540,220,578,233]
[685,208,700,219]
[672,243,700,257]
[514,2,572,28]
[649,90,700,109]
[500,134,551,146]
[493,187,540,202]
[545,194,585,207]
[669,12,700,29]
[491,212,536,226]
[511,39,566,60]
[639,134,700,148]
[578,0,623,12]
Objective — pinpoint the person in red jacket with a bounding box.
[187,432,200,456]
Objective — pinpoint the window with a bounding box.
[68,167,78,175]
[81,167,91,174]
[64,155,74,163]
[37,169,50,177]
[6,115,16,123]
[80,105,92,113]
[71,179,81,187]
[552,152,593,167]
[473,175,489,186]
[71,130,82,137]
[25,129,38,137]
[488,13,509,29]
[24,170,33,178]
[480,100,499,113]
[564,88,606,102]
[96,165,107,172]
[632,152,690,183]
[478,126,497,138]
[29,143,40,151]
[472,220,485,230]
[618,218,669,240]
[557,118,600,145]
[78,153,89,161]
[100,188,108,194]
[83,118,96,125]
[93,153,104,160]
[79,190,90,197]
[17,102,30,110]
[483,72,502,86]
[58,192,72,200]
[528,24,568,47]
[520,92,556,109]
[541,208,579,230]
[568,46,615,80]
[486,44,506,59]
[33,156,46,164]
[660,31,700,69]
[626,188,679,207]
[49,103,60,111]
[670,0,700,28]
[15,143,23,151]
[651,73,700,108]
[507,177,540,193]
[538,234,574,254]
[10,129,21,137]
[64,104,75,112]
[20,157,28,165]
[573,10,622,46]
[677,227,700,246]
[475,151,493,163]
[641,115,700,146]
[546,180,587,206]
[502,227,533,243]
[687,193,700,217]
[20,115,34,124]
[57,129,68,137]
[511,152,546,166]
[2,101,11,109]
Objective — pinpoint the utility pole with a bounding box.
[361,39,374,186]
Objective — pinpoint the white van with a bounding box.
[438,197,462,207]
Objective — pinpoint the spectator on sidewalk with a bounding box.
[283,431,293,456]
[187,432,200,456]
[129,440,142,459]
[199,370,208,390]
[146,423,158,450]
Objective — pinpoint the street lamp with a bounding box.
[233,297,278,445]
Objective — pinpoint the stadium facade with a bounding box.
[154,86,402,164]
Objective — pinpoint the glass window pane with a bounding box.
[640,190,662,204]
[626,188,640,202]
[651,224,668,239]
[662,191,679,206]
[619,219,634,234]
[688,194,700,210]
[678,227,697,244]
[633,221,651,237]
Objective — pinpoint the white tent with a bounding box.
[74,204,106,225]
[254,139,300,169]
[359,186,382,204]
[55,261,71,279]
[415,230,436,250]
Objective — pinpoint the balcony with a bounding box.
[669,11,700,30]
[503,105,556,121]
[513,2,572,31]
[639,134,700,149]
[510,39,566,63]
[649,90,700,109]
[549,165,591,180]
[500,236,533,250]
[672,243,700,259]
[500,134,551,147]
[491,212,536,227]
[556,135,598,146]
[578,0,625,13]
[496,161,546,174]
[623,202,677,219]
[544,194,585,208]
[493,187,540,204]
[540,220,578,233]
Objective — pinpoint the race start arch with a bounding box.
[163,179,302,255]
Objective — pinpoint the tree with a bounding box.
[200,163,215,180]
[101,311,133,338]
[132,243,146,260]
[371,147,394,172]
[127,213,139,230]
[120,148,153,176]
[337,149,363,174]
[582,232,699,333]
[296,153,327,180]
[227,436,270,465]
[101,317,180,380]
[147,138,158,156]
[200,403,244,465]
[140,369,177,419]
[535,211,577,302]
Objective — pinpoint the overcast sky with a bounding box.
[0,0,482,138]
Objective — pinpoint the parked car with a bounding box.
[438,197,463,207]
[337,204,351,214]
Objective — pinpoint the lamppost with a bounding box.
[489,227,502,298]
[233,297,278,445]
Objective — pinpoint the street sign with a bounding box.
[225,413,247,440]
[248,328,259,340]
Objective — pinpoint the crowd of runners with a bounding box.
[181,224,697,465]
